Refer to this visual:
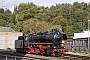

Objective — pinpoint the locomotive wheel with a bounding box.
[44,48,51,56]
[55,53,60,57]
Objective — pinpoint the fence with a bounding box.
[0,55,34,60]
[65,40,89,52]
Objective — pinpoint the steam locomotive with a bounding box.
[15,29,67,56]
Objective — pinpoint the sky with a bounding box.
[0,0,90,12]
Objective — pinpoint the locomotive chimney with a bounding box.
[52,29,57,32]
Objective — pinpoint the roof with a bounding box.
[73,31,90,39]
[0,27,15,32]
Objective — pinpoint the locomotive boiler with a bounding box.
[15,29,67,56]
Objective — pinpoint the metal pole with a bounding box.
[6,55,7,60]
[14,0,17,6]
[88,20,90,49]
[15,57,16,60]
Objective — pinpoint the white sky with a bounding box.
[0,0,90,12]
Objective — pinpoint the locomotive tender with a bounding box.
[15,29,67,56]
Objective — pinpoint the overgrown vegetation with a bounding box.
[0,2,90,37]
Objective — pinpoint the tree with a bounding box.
[53,15,68,26]
[64,25,75,37]
[23,19,36,33]
[4,9,13,23]
[23,18,50,34]
[15,14,24,21]
[0,19,7,26]
[50,25,63,33]
[0,8,4,13]
[0,2,90,38]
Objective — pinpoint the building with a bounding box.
[64,38,73,52]
[64,31,90,52]
[0,27,23,49]
[72,31,89,52]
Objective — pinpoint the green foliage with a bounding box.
[0,19,7,26]
[53,15,68,26]
[0,8,4,13]
[64,25,75,37]
[23,18,50,34]
[0,13,5,19]
[4,9,13,23]
[7,23,22,32]
[50,25,63,33]
[16,14,24,21]
[0,2,90,37]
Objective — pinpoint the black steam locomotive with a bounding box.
[15,29,67,56]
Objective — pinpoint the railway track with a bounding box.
[0,54,49,60]
[1,52,90,60]
[60,52,90,60]
[0,49,90,60]
[0,49,65,60]
[0,49,50,60]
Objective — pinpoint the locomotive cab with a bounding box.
[15,36,29,49]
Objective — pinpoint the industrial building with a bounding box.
[0,27,23,49]
[72,31,89,52]
[66,31,90,52]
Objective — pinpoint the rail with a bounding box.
[0,54,30,60]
